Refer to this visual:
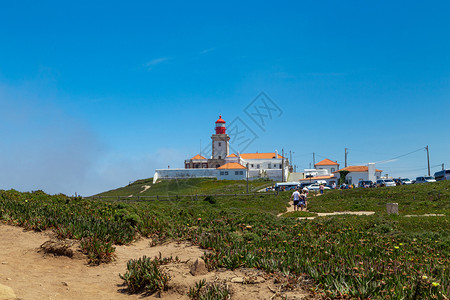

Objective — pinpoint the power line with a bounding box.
[375,147,425,164]
[382,164,441,173]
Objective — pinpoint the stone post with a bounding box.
[386,203,398,215]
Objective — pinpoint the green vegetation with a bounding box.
[188,279,231,300]
[120,255,173,293]
[1,180,449,299]
[310,181,450,215]
[95,178,274,197]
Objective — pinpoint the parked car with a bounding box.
[299,182,314,188]
[434,169,450,181]
[376,179,396,187]
[393,178,412,185]
[415,176,436,183]
[306,183,331,191]
[358,180,374,188]
[400,178,412,185]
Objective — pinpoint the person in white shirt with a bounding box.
[302,186,309,194]
[290,189,301,211]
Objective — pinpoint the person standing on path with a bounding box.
[319,184,325,195]
[299,191,307,211]
[290,188,301,211]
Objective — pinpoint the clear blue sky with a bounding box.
[1,1,449,195]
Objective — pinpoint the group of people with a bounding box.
[289,188,308,211]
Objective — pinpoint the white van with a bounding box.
[415,176,436,183]
[434,170,450,181]
[376,179,396,187]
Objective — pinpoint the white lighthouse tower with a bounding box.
[209,115,230,168]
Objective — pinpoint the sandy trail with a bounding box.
[140,185,151,193]
[0,223,312,300]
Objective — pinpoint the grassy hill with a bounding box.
[94,178,275,197]
[309,180,450,215]
[1,180,449,298]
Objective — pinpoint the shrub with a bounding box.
[204,196,216,204]
[80,236,116,265]
[188,279,231,300]
[120,255,171,294]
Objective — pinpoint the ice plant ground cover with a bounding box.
[0,180,448,299]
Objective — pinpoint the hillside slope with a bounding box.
[94,178,274,197]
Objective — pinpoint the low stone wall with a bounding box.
[153,168,218,183]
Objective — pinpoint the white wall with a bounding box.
[335,171,382,185]
[315,165,338,175]
[244,158,283,170]
[217,169,246,180]
[212,140,228,159]
[153,168,218,183]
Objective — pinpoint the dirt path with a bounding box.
[140,185,151,193]
[0,223,313,300]
[277,199,375,219]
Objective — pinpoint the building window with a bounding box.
[268,164,271,169]
[218,142,221,146]
[279,165,282,169]
[185,164,189,169]
[225,171,228,175]
[235,171,239,175]
[239,171,243,175]
[257,164,260,168]
[251,164,254,168]
[331,168,335,172]
[220,171,224,175]
[218,156,221,159]
[195,164,199,168]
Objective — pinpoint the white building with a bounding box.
[333,165,382,185]
[223,151,289,181]
[314,158,339,175]
[154,116,290,182]
[217,162,247,180]
[296,159,382,186]
[298,158,340,186]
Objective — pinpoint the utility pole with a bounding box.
[290,151,292,168]
[313,152,315,167]
[443,163,445,171]
[282,149,285,182]
[345,148,348,168]
[246,163,249,193]
[426,145,430,176]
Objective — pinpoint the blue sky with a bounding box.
[1,1,449,195]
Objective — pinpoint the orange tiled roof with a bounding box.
[226,153,238,158]
[240,152,283,159]
[315,158,339,166]
[334,166,382,173]
[191,154,206,160]
[298,175,335,182]
[217,162,246,170]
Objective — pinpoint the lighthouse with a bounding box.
[210,115,230,167]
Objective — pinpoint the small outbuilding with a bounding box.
[217,162,247,180]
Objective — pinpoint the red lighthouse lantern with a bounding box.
[215,115,226,134]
